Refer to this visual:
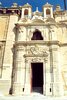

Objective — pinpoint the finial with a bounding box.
[47,2,48,4]
[27,3,29,5]
[36,7,38,12]
[12,3,18,7]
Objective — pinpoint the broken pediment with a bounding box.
[31,18,45,24]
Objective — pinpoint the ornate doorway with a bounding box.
[31,63,43,94]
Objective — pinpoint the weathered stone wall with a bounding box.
[0,16,9,40]
[0,14,18,95]
[60,46,67,96]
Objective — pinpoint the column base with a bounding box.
[43,84,46,96]
[12,83,23,95]
[46,83,53,96]
[53,83,61,97]
[24,84,31,94]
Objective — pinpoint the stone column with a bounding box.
[12,46,25,95]
[24,59,31,94]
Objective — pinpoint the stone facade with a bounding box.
[0,2,67,96]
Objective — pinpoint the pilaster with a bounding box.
[12,45,25,95]
[49,45,61,96]
[24,59,31,94]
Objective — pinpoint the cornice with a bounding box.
[13,41,67,49]
[60,43,67,47]
[0,8,21,15]
[0,13,19,16]
[14,41,60,46]
[60,20,67,22]
[57,22,67,27]
[15,22,58,27]
[24,54,48,57]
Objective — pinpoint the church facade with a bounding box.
[0,2,67,96]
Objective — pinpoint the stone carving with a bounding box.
[15,45,25,52]
[31,57,42,62]
[28,45,48,56]
[18,27,24,33]
[25,58,28,63]
[48,26,55,33]
[27,30,33,40]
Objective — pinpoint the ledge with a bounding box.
[24,54,48,57]
[14,40,60,46]
[13,41,67,47]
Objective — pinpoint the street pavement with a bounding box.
[0,93,67,100]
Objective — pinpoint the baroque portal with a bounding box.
[11,22,63,96]
[12,41,49,95]
[0,2,66,97]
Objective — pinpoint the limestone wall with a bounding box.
[0,14,18,95]
[0,15,9,40]
[60,47,67,96]
[0,15,9,77]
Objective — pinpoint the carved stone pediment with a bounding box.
[16,16,44,25]
[30,47,48,56]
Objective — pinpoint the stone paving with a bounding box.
[0,93,67,100]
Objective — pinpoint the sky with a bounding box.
[0,0,67,11]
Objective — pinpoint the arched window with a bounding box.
[46,9,50,15]
[24,9,28,15]
[31,29,43,40]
